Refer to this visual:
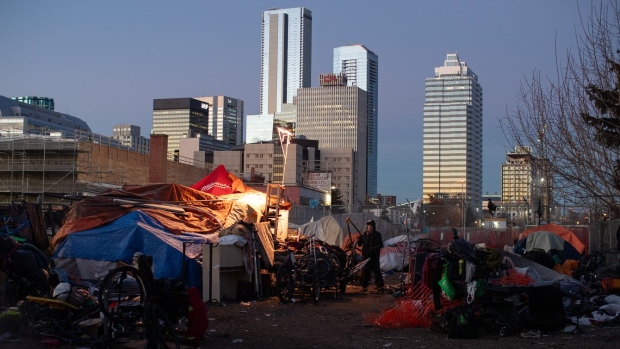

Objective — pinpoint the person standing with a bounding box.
[357,220,384,293]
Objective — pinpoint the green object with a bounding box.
[475,279,487,298]
[12,236,26,243]
[438,263,457,300]
[458,314,468,325]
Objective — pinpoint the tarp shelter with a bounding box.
[53,211,212,287]
[51,180,269,288]
[190,164,233,196]
[520,224,586,254]
[515,231,582,263]
[298,213,400,247]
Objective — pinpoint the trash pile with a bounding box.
[366,227,620,339]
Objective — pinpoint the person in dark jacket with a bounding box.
[357,220,384,293]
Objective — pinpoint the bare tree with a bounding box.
[501,2,620,218]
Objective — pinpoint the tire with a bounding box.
[145,303,180,349]
[97,266,147,328]
[276,262,294,303]
[312,270,321,303]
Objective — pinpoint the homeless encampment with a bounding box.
[298,213,406,271]
[368,228,592,335]
[51,178,269,288]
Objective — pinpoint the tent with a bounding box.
[51,181,269,288]
[53,211,213,287]
[515,231,582,264]
[520,224,585,254]
[298,213,400,247]
[190,164,233,196]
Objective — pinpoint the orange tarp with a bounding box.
[51,183,233,248]
[520,224,585,254]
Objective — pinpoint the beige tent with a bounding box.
[297,213,400,246]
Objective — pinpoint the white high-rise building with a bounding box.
[260,7,312,115]
[423,53,483,209]
[333,44,379,197]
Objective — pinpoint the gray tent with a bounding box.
[298,213,399,247]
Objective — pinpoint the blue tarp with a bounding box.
[53,211,212,288]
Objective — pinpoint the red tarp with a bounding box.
[191,164,233,196]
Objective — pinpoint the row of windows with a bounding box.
[245,164,273,169]
[245,153,273,159]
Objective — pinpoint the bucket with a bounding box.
[237,281,255,302]
[78,318,102,338]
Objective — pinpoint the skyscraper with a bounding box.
[333,44,378,197]
[296,73,368,206]
[501,146,534,204]
[423,53,483,209]
[152,98,209,157]
[195,96,244,146]
[260,7,312,115]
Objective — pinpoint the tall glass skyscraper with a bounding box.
[423,53,483,209]
[152,98,210,157]
[245,114,274,144]
[333,44,378,198]
[260,7,312,115]
[195,96,244,146]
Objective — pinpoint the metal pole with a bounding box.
[462,180,466,235]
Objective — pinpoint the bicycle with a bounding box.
[276,237,332,303]
[94,256,186,349]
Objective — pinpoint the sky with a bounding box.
[0,1,593,204]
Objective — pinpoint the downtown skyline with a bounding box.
[0,1,589,204]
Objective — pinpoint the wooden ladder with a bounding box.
[264,184,283,239]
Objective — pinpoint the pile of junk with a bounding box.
[366,228,620,339]
[0,234,209,348]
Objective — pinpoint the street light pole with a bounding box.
[457,179,466,235]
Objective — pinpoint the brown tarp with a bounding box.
[51,183,250,248]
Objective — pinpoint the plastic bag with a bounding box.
[438,263,457,300]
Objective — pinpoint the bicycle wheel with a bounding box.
[311,270,321,303]
[97,266,147,329]
[276,262,294,303]
[145,302,180,349]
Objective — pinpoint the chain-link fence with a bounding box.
[287,203,620,260]
[589,219,620,263]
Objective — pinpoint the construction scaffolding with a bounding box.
[0,133,145,204]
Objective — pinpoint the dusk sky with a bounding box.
[0,1,591,204]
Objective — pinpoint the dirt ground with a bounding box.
[1,274,618,349]
[204,274,620,349]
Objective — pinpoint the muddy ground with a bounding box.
[204,274,620,349]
